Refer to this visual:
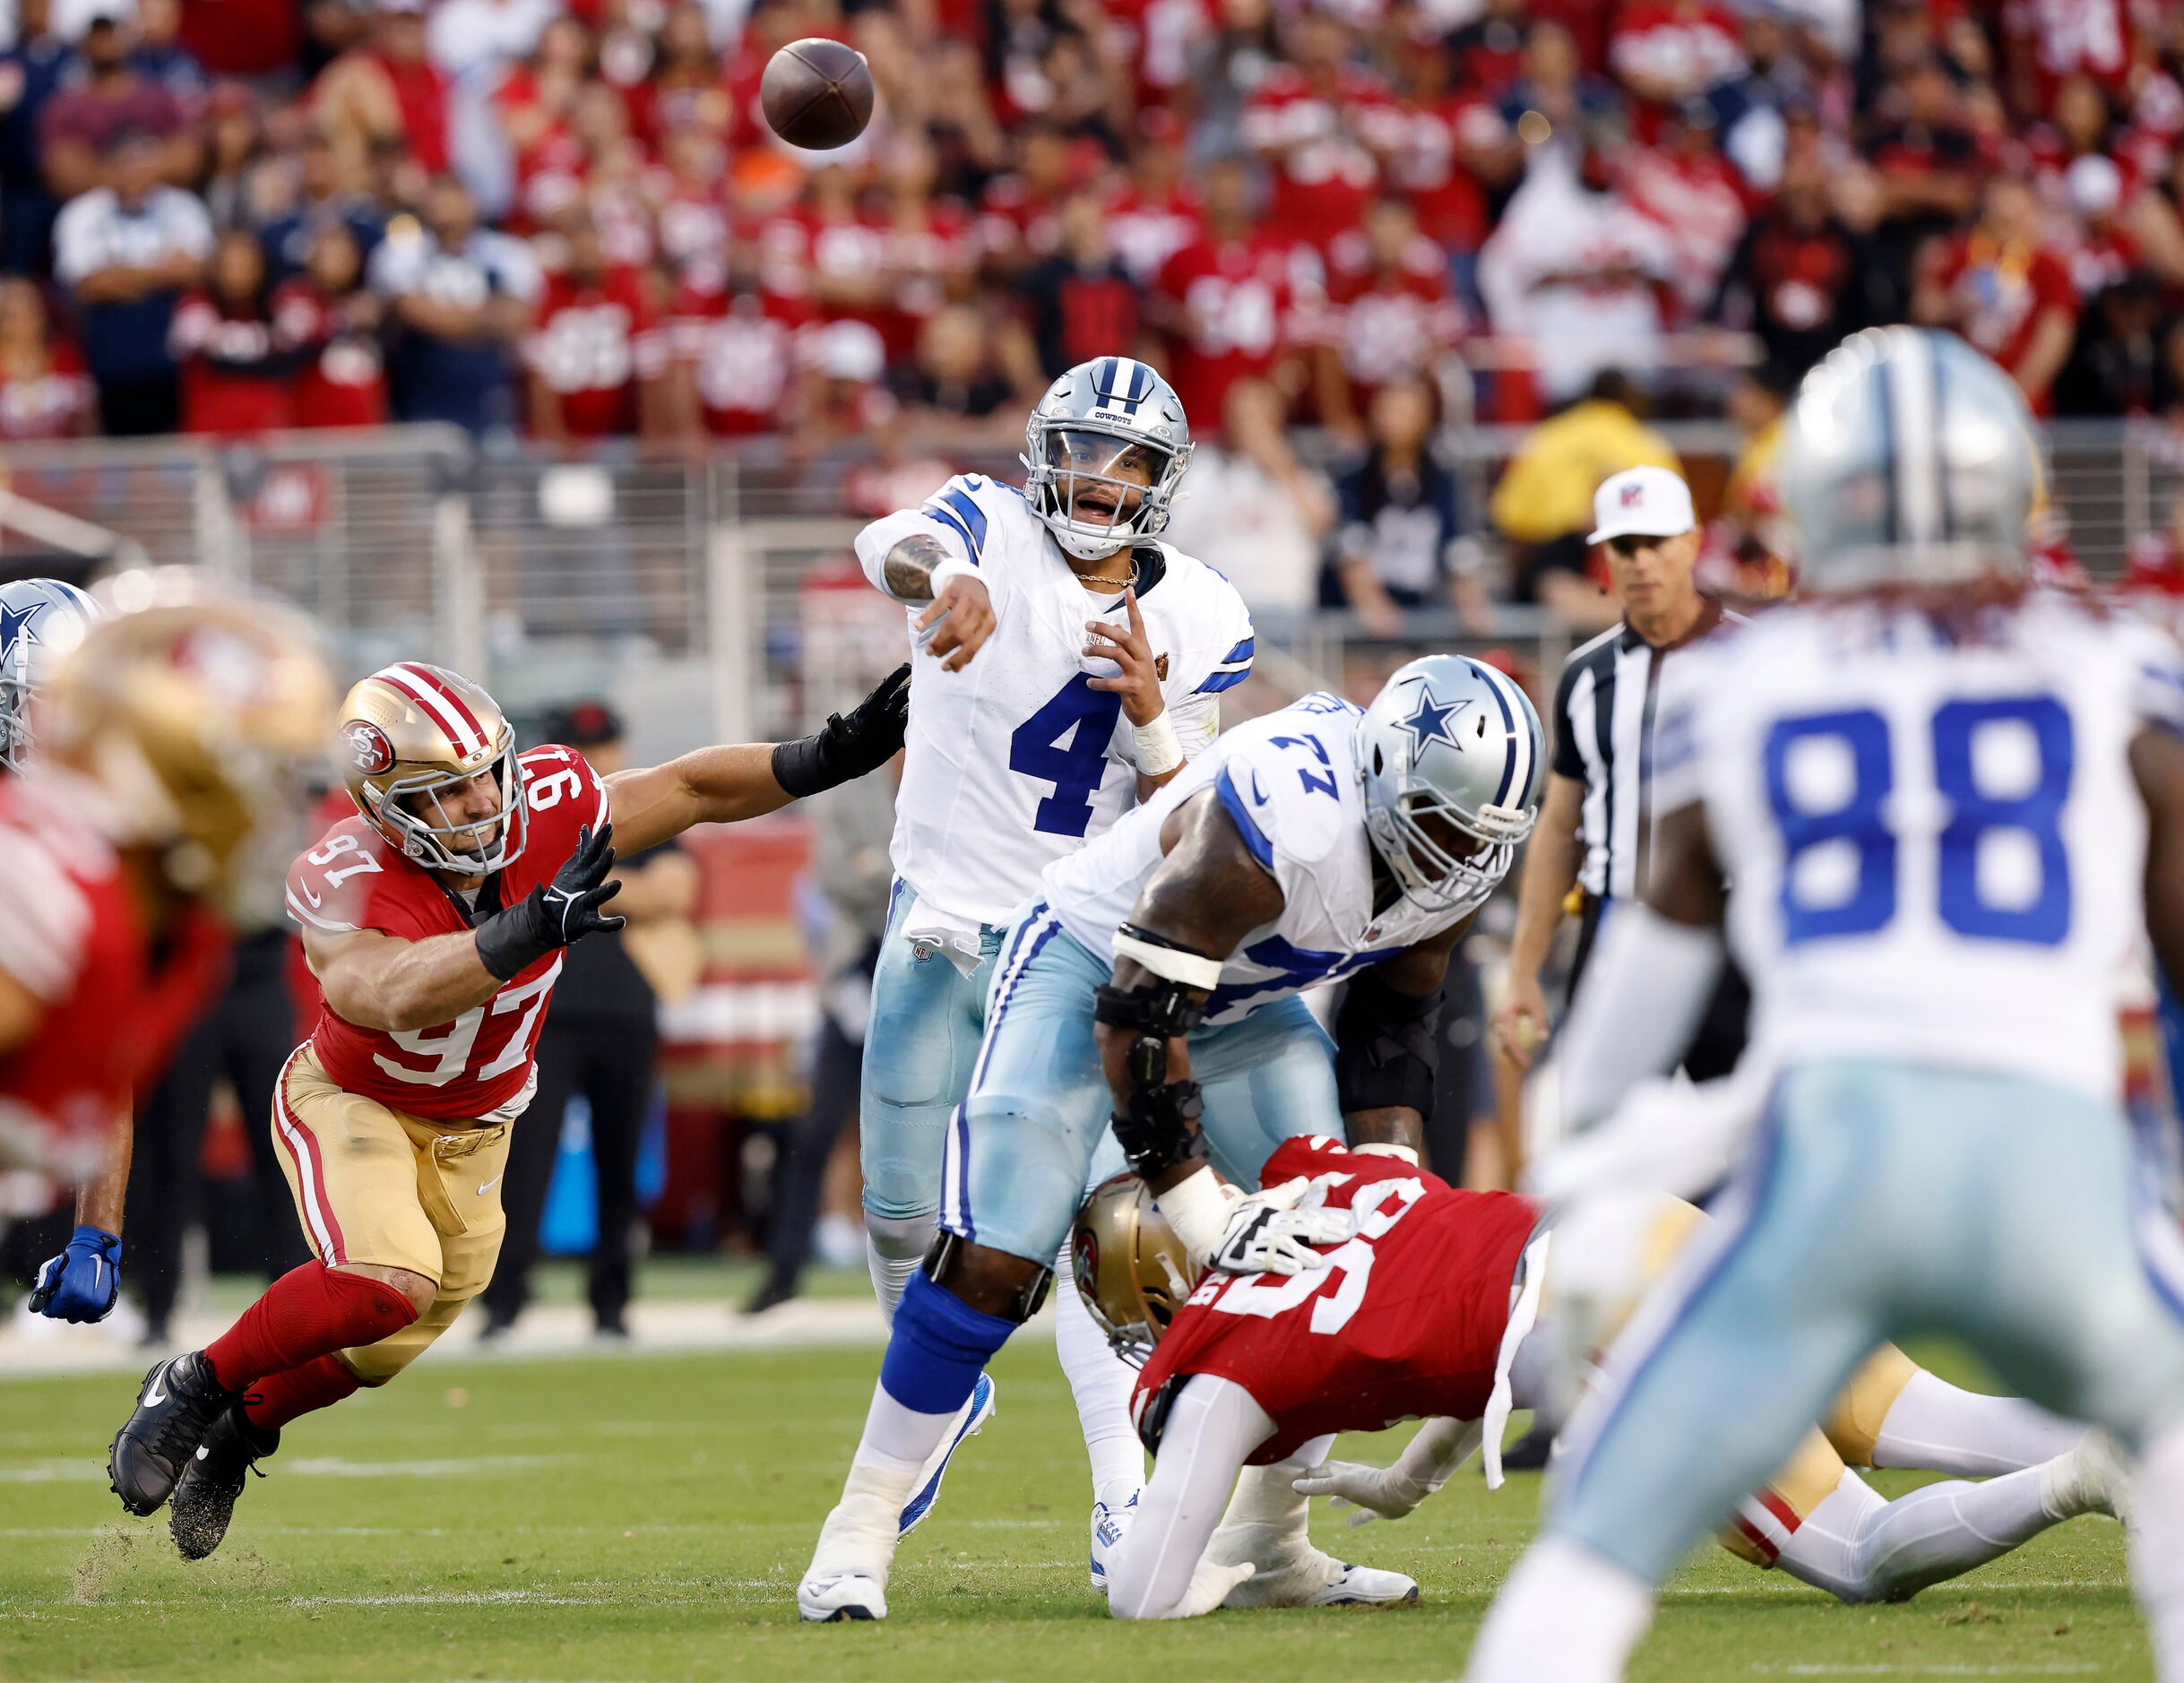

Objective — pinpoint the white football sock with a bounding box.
[1464,1535,1653,1683]
[855,1374,958,1477]
[2130,1421,2184,1683]
[1870,1369,2085,1475]
[1777,1465,2067,1605]
[864,1213,935,1324]
[1053,1240,1145,1510]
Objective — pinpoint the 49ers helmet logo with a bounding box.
[342,719,394,775]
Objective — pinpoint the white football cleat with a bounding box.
[2042,1428,2134,1524]
[1221,1549,1420,1609]
[1089,1490,1139,1592]
[798,1572,888,1623]
[897,1372,997,1536]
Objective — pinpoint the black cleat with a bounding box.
[169,1405,278,1560]
[108,1351,241,1517]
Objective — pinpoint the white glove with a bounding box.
[1290,1458,1430,1527]
[1177,1558,1255,1617]
[1211,1178,1354,1275]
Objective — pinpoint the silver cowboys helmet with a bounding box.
[1023,356,1193,561]
[1780,326,2043,592]
[0,576,101,770]
[1358,654,1544,911]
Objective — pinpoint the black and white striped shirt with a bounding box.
[1550,599,1740,902]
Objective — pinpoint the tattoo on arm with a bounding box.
[883,533,952,602]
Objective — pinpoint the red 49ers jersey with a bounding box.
[1134,1137,1540,1464]
[283,745,608,1124]
[0,772,229,1174]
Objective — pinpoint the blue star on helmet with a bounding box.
[0,599,47,664]
[1396,686,1469,757]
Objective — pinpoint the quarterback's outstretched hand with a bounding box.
[773,664,911,798]
[474,823,624,980]
[916,575,997,672]
[29,1225,121,1323]
[1211,1178,1354,1275]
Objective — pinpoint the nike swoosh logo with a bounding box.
[1251,772,1267,805]
[477,1174,504,1197]
[300,881,323,908]
[143,1362,170,1408]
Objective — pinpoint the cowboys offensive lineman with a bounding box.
[852,356,1256,1546]
[799,653,1546,1621]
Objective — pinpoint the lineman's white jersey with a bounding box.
[1045,692,1498,1025]
[1653,593,2184,1101]
[858,472,1256,927]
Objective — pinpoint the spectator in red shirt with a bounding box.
[1150,153,1311,437]
[1608,0,1747,139]
[1239,8,1403,254]
[1913,173,2082,414]
[669,258,813,442]
[626,0,728,158]
[0,277,93,438]
[1107,108,1202,291]
[1016,189,1144,380]
[523,211,666,441]
[975,117,1079,275]
[39,4,202,203]
[275,222,388,427]
[1862,53,1983,306]
[872,133,978,367]
[314,0,452,177]
[1446,0,1531,105]
[170,227,295,433]
[1311,193,1464,440]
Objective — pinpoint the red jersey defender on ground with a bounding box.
[109,655,909,1560]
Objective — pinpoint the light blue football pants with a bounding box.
[941,901,1345,1265]
[1549,1057,2184,1584]
[859,882,1007,1224]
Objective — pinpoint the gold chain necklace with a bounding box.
[1076,562,1136,590]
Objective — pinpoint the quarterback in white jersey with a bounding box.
[1468,330,2184,1683]
[845,356,1255,1558]
[799,654,1546,1625]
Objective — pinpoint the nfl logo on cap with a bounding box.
[1589,465,1696,545]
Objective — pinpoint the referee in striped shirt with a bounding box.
[1492,464,1748,1079]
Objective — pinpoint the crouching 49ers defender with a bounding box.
[108,658,909,1558]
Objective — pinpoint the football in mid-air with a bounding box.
[761,38,875,151]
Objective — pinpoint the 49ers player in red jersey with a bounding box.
[1079,1138,2128,1620]
[3,586,335,1318]
[108,655,909,1559]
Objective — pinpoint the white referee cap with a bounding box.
[1588,465,1696,545]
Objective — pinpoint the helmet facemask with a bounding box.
[1071,1174,1201,1368]
[1362,781,1530,912]
[1024,423,1189,561]
[365,743,526,876]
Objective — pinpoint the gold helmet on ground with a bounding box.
[1071,1172,1200,1368]
[336,661,523,876]
[39,573,335,910]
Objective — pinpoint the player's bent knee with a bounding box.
[957,1104,1095,1263]
[867,1210,937,1262]
[334,1261,438,1317]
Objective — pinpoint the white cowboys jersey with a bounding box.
[857,471,1256,927]
[1045,693,1500,1025]
[1653,592,2184,1101]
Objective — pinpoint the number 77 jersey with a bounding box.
[282,745,608,1124]
[1655,593,2184,1102]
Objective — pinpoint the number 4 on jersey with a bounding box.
[1010,673,1122,837]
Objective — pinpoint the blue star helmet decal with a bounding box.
[1395,685,1469,758]
[0,598,47,665]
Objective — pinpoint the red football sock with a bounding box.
[205,1262,419,1392]
[243,1354,363,1431]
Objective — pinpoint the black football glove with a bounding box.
[771,663,911,798]
[474,822,625,981]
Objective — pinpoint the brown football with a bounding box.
[760,38,875,151]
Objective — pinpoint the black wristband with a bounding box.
[771,729,835,800]
[473,893,552,981]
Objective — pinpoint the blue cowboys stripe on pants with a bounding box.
[859,882,1008,1222]
[1545,1057,2184,1586]
[942,902,1344,1264]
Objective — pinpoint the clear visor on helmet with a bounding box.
[1043,428,1170,543]
[1373,789,1533,912]
[370,748,523,876]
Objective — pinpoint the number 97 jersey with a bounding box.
[282,745,608,1124]
[1655,594,2184,1102]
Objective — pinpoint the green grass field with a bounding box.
[0,1337,2148,1682]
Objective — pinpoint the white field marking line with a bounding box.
[1665,1580,2121,1598]
[1750,1668,2102,1677]
[0,1452,574,1483]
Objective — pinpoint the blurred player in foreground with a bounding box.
[799,653,1542,1622]
[852,356,1255,1551]
[1466,328,2184,1681]
[108,657,909,1558]
[2,580,332,1326]
[1074,1139,2123,1620]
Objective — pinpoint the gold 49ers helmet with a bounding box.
[1071,1172,1201,1368]
[338,661,524,876]
[39,577,335,911]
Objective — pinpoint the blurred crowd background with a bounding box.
[12,0,2184,1339]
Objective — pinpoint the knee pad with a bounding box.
[867,1210,937,1264]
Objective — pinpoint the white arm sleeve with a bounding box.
[1551,902,1725,1131]
[1107,1375,1274,1620]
